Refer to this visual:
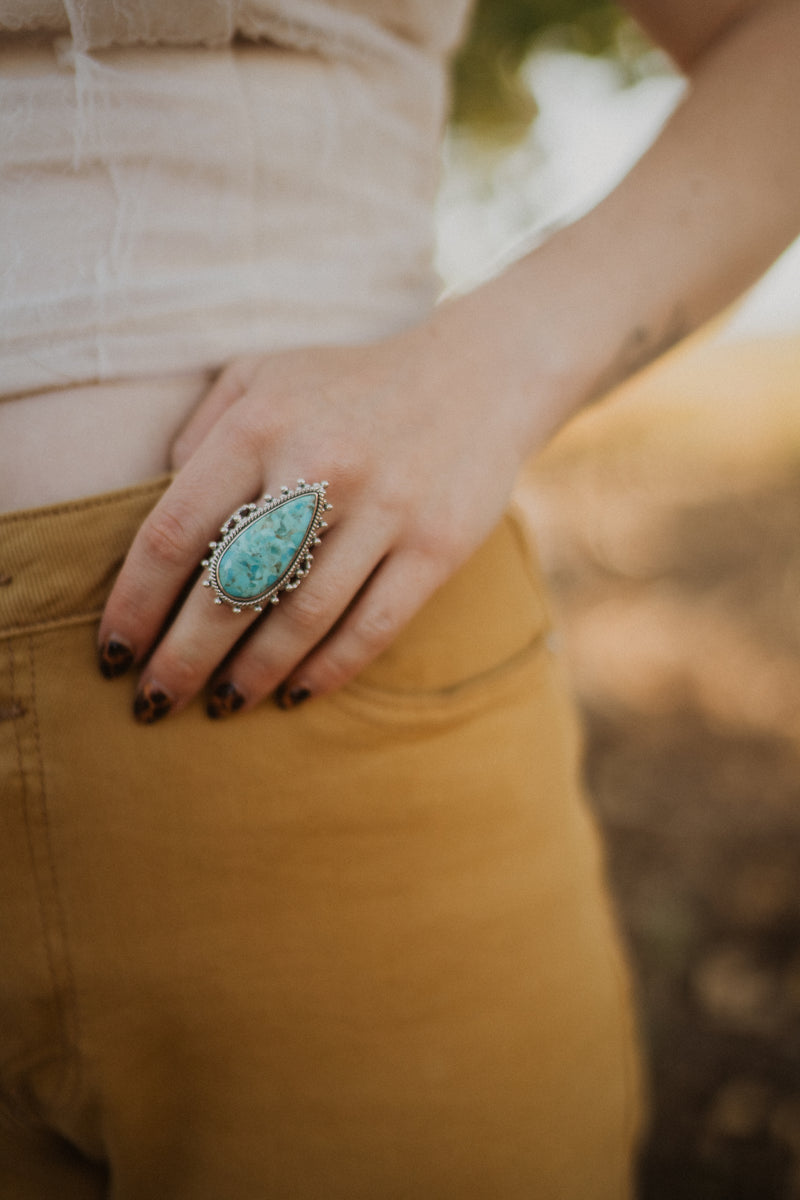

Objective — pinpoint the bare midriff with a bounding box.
[0,372,211,512]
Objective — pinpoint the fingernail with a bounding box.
[133,682,173,725]
[275,683,311,711]
[207,681,246,720]
[99,638,134,679]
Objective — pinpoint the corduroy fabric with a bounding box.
[0,477,644,1199]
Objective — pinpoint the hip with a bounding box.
[0,372,209,510]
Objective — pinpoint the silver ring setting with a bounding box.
[201,480,331,614]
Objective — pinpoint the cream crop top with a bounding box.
[0,1,472,397]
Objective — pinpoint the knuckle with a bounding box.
[154,644,206,693]
[372,474,407,515]
[106,566,146,614]
[224,411,266,460]
[350,606,396,653]
[141,505,198,568]
[413,519,469,572]
[283,586,331,635]
[236,641,278,689]
[327,453,366,494]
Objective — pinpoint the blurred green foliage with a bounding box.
[451,0,626,141]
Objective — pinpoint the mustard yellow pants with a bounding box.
[0,477,643,1199]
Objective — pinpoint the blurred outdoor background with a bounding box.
[442,3,800,1198]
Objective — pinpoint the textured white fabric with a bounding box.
[0,1,472,398]
[0,1,470,55]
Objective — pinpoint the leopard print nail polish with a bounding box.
[275,683,311,711]
[99,639,134,679]
[133,683,172,725]
[207,682,245,720]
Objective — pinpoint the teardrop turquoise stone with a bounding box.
[217,493,318,601]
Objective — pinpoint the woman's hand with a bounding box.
[97,313,540,721]
[98,0,800,725]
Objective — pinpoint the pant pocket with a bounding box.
[341,502,553,710]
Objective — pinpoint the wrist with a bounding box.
[428,272,575,464]
[432,248,599,461]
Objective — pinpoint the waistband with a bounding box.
[0,475,170,638]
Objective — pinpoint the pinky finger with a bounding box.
[275,549,444,707]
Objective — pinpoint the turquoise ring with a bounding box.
[201,480,331,614]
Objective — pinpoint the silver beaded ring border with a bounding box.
[201,479,332,614]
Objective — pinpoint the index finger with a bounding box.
[98,442,263,667]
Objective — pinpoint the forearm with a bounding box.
[437,0,800,451]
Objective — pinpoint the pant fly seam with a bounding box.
[6,638,83,1125]
[27,636,84,1120]
[2,640,62,1124]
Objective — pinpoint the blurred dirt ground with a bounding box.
[519,332,800,1200]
